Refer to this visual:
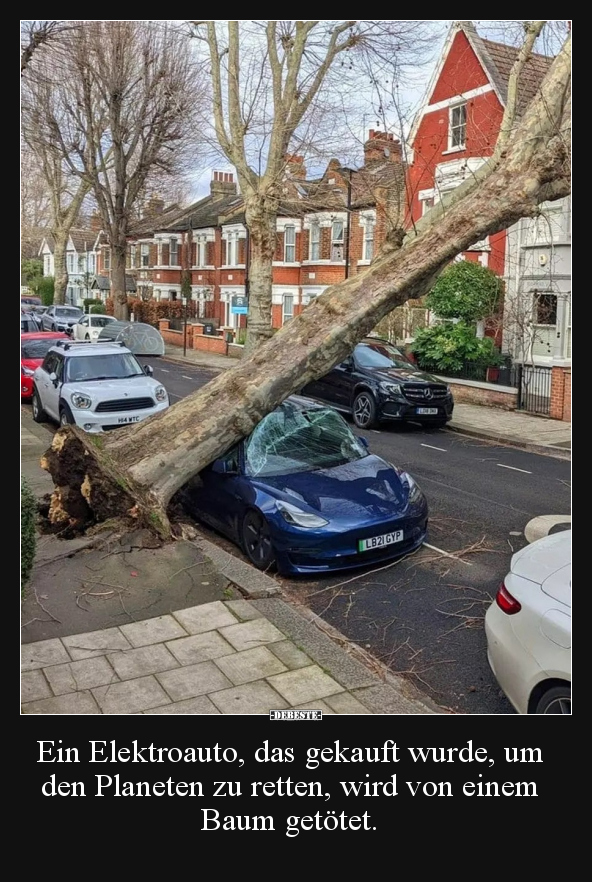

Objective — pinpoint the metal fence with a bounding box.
[516,363,552,415]
[419,357,552,416]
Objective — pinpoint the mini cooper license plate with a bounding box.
[118,415,141,424]
[358,530,404,552]
[416,407,438,415]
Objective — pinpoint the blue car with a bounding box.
[181,397,429,576]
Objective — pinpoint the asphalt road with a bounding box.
[36,356,562,714]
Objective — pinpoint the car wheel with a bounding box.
[533,685,571,714]
[85,333,90,341]
[353,391,378,429]
[241,509,276,571]
[59,405,74,427]
[31,389,47,423]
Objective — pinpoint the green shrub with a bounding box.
[21,479,37,591]
[411,322,503,374]
[83,298,103,310]
[90,304,106,314]
[426,260,503,323]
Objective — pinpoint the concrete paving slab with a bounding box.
[92,675,172,714]
[156,660,233,701]
[119,615,188,647]
[267,666,344,705]
[208,680,290,714]
[219,618,287,651]
[21,669,52,702]
[44,656,119,695]
[22,691,101,714]
[62,627,132,660]
[142,695,222,714]
[172,601,238,634]
[214,646,288,685]
[22,638,71,671]
[165,631,236,666]
[107,644,180,680]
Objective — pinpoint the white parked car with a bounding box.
[485,531,571,714]
[31,340,169,432]
[71,314,117,342]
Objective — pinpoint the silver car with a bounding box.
[41,305,84,333]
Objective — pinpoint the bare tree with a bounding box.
[20,20,77,74]
[30,21,207,320]
[187,20,435,353]
[21,44,95,304]
[20,143,51,258]
[43,29,570,538]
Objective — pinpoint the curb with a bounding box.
[161,352,228,372]
[444,424,571,460]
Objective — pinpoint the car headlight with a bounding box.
[276,500,328,528]
[22,366,35,377]
[401,472,423,503]
[71,392,92,409]
[155,385,168,402]
[380,382,402,397]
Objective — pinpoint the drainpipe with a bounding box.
[344,169,353,280]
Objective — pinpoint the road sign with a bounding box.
[231,295,248,314]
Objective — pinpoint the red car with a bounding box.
[21,332,69,400]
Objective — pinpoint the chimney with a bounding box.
[210,171,238,197]
[90,211,102,232]
[145,195,165,216]
[363,130,402,165]
[285,154,307,179]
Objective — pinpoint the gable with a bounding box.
[430,30,491,105]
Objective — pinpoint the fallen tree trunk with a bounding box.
[43,35,571,536]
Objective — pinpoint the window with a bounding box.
[284,225,296,263]
[421,197,435,217]
[43,254,51,275]
[534,293,557,326]
[170,238,179,265]
[449,102,467,149]
[196,237,207,267]
[78,255,85,273]
[226,232,239,266]
[104,248,111,270]
[141,244,150,267]
[331,220,344,261]
[129,245,136,269]
[67,253,74,273]
[526,206,564,245]
[309,222,320,261]
[282,294,294,325]
[363,217,375,260]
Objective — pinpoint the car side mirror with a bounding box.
[49,372,59,387]
[359,436,369,449]
[143,364,154,376]
[211,459,237,475]
[342,358,353,371]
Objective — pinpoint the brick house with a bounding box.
[405,20,570,420]
[118,133,406,332]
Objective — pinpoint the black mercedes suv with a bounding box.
[301,338,454,430]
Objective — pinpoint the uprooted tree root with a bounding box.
[39,426,172,541]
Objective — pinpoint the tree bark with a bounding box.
[111,239,130,321]
[43,35,571,537]
[52,235,68,305]
[243,200,277,355]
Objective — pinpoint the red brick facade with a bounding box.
[550,366,571,422]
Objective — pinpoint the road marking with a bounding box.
[182,375,194,380]
[421,443,447,452]
[423,542,473,566]
[497,463,532,474]
[169,393,182,399]
[159,368,170,372]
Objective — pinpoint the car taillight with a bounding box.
[495,581,522,615]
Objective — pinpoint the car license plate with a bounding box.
[118,416,141,424]
[416,407,438,415]
[358,530,403,552]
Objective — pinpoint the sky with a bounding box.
[187,20,568,200]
